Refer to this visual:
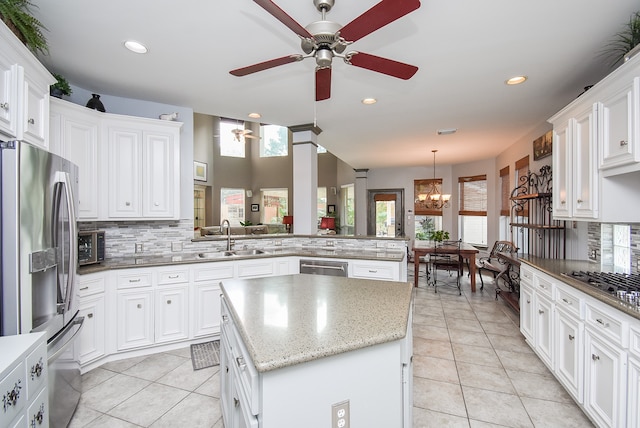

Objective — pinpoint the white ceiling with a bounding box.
[31,0,639,168]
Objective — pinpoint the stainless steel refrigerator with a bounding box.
[1,140,84,427]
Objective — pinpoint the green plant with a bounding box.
[0,0,48,55]
[428,230,450,242]
[602,10,640,68]
[51,73,72,96]
[239,220,253,227]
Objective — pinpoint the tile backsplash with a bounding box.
[588,222,640,274]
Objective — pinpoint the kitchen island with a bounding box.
[219,274,413,428]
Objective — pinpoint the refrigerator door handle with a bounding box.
[47,316,83,363]
[54,171,78,313]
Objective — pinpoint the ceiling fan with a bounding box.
[231,128,258,141]
[229,0,421,101]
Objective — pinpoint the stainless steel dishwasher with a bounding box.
[299,259,348,277]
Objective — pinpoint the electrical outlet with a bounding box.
[274,240,282,246]
[327,240,335,247]
[135,243,143,253]
[171,242,183,252]
[332,400,350,428]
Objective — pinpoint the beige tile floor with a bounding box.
[69,268,595,427]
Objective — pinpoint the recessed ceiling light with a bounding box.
[361,98,377,105]
[248,112,261,119]
[506,75,527,85]
[124,40,148,54]
[437,128,457,135]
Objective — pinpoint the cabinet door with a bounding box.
[628,357,640,428]
[192,282,222,338]
[21,77,49,149]
[552,121,572,218]
[599,79,638,169]
[572,105,598,219]
[143,130,179,218]
[155,286,188,344]
[117,290,153,350]
[220,331,234,427]
[62,111,99,219]
[76,294,106,365]
[584,329,627,428]
[0,59,18,138]
[555,309,583,403]
[107,126,142,218]
[519,281,534,343]
[534,294,554,368]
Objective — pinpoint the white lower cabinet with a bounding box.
[584,328,627,428]
[519,280,534,343]
[155,286,189,344]
[350,259,399,280]
[192,282,222,338]
[117,289,154,351]
[533,293,554,368]
[555,308,584,403]
[76,273,107,365]
[628,357,640,428]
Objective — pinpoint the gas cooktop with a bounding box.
[563,271,640,308]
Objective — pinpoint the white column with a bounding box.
[291,124,321,235]
[354,168,368,236]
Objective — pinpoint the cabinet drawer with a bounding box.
[116,271,153,289]
[585,302,627,346]
[630,325,640,360]
[25,342,46,400]
[555,285,583,318]
[236,260,274,278]
[157,269,189,285]
[0,363,26,426]
[352,263,395,280]
[26,386,47,428]
[535,274,554,299]
[229,323,259,416]
[193,263,234,282]
[520,264,534,283]
[78,275,105,297]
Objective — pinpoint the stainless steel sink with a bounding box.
[231,249,267,256]
[197,251,235,258]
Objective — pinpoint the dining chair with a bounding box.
[429,239,462,295]
[476,241,518,290]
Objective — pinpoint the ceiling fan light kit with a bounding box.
[230,0,421,101]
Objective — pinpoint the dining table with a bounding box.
[412,241,481,292]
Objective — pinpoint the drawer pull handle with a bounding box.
[562,298,571,305]
[577,199,583,203]
[236,356,246,370]
[28,118,35,124]
[30,358,44,380]
[222,315,229,323]
[368,270,377,273]
[129,279,141,283]
[0,102,8,110]
[166,300,172,304]
[31,403,45,426]
[79,286,89,291]
[538,309,544,314]
[168,274,179,279]
[87,313,93,318]
[234,397,239,408]
[137,304,142,309]
[3,380,22,411]
[592,354,600,361]
[568,334,575,341]
[620,140,628,146]
[560,200,566,205]
[595,318,609,327]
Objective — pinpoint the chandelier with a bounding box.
[415,150,451,209]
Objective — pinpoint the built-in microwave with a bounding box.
[78,230,105,266]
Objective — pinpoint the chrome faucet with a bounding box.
[221,219,232,251]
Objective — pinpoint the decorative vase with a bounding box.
[50,87,64,99]
[86,94,105,112]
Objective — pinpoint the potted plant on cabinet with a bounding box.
[50,73,72,98]
[603,10,640,68]
[0,0,48,55]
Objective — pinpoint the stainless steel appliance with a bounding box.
[78,230,105,266]
[563,270,640,310]
[300,259,348,277]
[1,140,84,427]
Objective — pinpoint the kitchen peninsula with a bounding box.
[219,274,413,428]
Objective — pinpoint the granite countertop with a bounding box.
[220,274,413,372]
[78,246,406,274]
[520,255,640,320]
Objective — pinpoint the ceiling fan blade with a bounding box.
[347,52,418,80]
[230,55,303,76]
[253,0,314,39]
[316,67,332,101]
[339,0,421,43]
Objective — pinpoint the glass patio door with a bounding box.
[367,189,404,237]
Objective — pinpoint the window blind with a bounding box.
[458,175,487,216]
[500,166,510,216]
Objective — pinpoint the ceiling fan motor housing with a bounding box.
[313,0,334,12]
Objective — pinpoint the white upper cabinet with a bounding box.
[598,78,638,170]
[0,21,54,148]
